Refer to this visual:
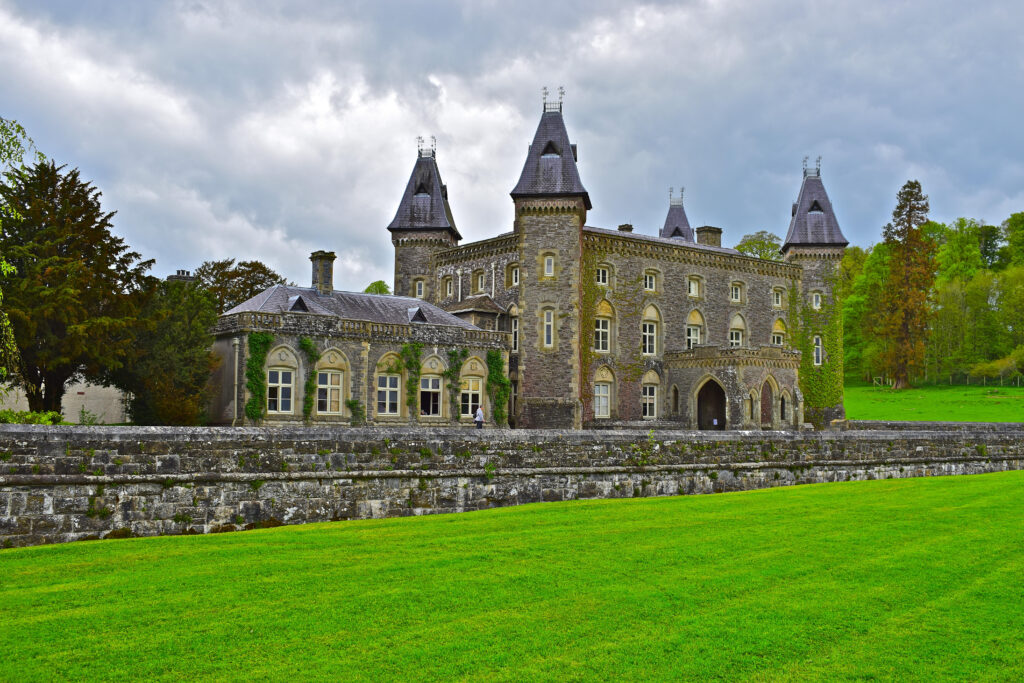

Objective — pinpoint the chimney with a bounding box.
[310,250,336,295]
[695,226,722,247]
[617,223,634,233]
[165,269,195,283]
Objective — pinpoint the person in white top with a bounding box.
[474,406,484,429]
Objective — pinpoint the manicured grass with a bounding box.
[2,472,1023,681]
[844,382,1024,422]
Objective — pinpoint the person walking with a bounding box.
[474,405,484,429]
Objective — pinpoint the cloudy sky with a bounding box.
[2,0,1022,289]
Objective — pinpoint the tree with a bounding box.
[0,161,153,412]
[194,259,287,313]
[977,223,1003,269]
[734,231,782,261]
[1002,212,1024,268]
[935,218,983,284]
[106,279,219,425]
[842,244,891,381]
[364,280,391,295]
[879,180,935,389]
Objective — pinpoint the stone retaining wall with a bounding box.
[1,423,1022,548]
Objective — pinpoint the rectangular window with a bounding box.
[460,377,482,417]
[477,273,485,292]
[267,370,292,413]
[446,279,453,297]
[688,278,699,298]
[420,376,441,416]
[813,336,823,365]
[512,266,519,286]
[730,284,742,302]
[511,317,519,352]
[377,375,399,415]
[594,318,609,352]
[594,383,610,418]
[812,292,822,310]
[415,281,424,298]
[544,310,554,347]
[644,273,656,291]
[773,290,783,307]
[641,322,657,355]
[544,256,554,277]
[772,333,784,346]
[316,371,343,414]
[510,381,518,416]
[596,267,608,286]
[642,385,657,419]
[686,325,701,350]
[729,330,743,347]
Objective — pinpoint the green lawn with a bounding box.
[844,382,1024,422]
[2,472,1023,681]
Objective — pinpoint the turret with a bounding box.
[387,138,461,300]
[660,188,694,241]
[781,158,848,426]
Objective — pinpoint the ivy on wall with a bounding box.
[443,348,469,422]
[485,349,510,426]
[382,342,424,414]
[243,332,274,424]
[791,271,844,428]
[298,337,320,423]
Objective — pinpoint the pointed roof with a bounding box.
[782,167,847,250]
[511,106,591,209]
[386,150,461,240]
[660,192,694,241]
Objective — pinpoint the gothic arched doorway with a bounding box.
[761,381,774,427]
[697,380,726,430]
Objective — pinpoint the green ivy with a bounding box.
[298,336,320,423]
[344,398,366,426]
[485,349,511,426]
[381,342,424,414]
[791,271,844,428]
[244,332,274,424]
[444,348,469,422]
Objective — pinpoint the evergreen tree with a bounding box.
[0,161,153,412]
[879,180,935,389]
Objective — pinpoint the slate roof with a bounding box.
[782,171,848,249]
[583,226,740,255]
[224,284,479,329]
[660,199,694,241]
[386,153,461,240]
[444,295,506,315]
[511,110,592,209]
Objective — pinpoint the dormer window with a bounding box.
[413,183,429,197]
[809,200,823,213]
[540,141,559,158]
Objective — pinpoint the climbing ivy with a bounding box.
[298,336,320,423]
[244,332,274,424]
[382,342,423,414]
[485,349,511,426]
[443,348,469,422]
[791,270,844,428]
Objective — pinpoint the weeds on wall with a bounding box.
[244,332,274,424]
[345,399,366,426]
[298,336,320,423]
[485,350,510,426]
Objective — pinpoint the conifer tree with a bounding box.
[879,180,935,389]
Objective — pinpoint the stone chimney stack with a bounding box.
[310,250,336,295]
[166,269,195,283]
[695,226,722,248]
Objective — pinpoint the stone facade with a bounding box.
[2,423,1022,548]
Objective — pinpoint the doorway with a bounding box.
[697,380,726,430]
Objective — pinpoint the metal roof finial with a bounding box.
[558,86,565,102]
[542,86,549,103]
[815,155,822,174]
[431,135,437,157]
[669,186,674,202]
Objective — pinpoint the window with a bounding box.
[594,318,610,352]
[688,277,700,298]
[729,329,743,347]
[812,292,822,310]
[641,322,657,355]
[781,396,787,420]
[445,278,453,297]
[686,325,702,349]
[773,289,783,307]
[543,310,554,347]
[511,266,519,286]
[477,273,485,292]
[415,280,424,298]
[460,377,482,417]
[641,385,657,419]
[267,369,293,413]
[377,375,400,415]
[544,256,554,277]
[316,371,343,414]
[420,376,441,416]
[772,333,785,346]
[510,382,518,417]
[644,272,656,291]
[594,383,611,418]
[813,336,823,365]
[511,316,519,352]
[596,267,609,286]
[730,283,743,302]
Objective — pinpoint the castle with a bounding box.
[210,100,847,429]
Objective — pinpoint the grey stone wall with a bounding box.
[1,423,1021,548]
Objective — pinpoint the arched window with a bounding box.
[729,314,746,348]
[686,309,705,349]
[459,357,486,419]
[641,370,660,419]
[593,366,615,419]
[375,353,402,417]
[811,291,823,310]
[641,305,661,356]
[265,346,298,415]
[315,348,349,416]
[594,299,614,353]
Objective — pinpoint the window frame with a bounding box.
[316,370,343,415]
[594,317,610,353]
[595,267,609,287]
[729,329,743,348]
[812,292,822,310]
[641,321,657,356]
[511,316,519,352]
[643,272,656,292]
[641,384,657,419]
[511,266,519,287]
[543,309,554,348]
[813,336,823,365]
[376,374,400,416]
[266,368,294,414]
[544,255,555,277]
[773,289,783,308]
[687,277,701,298]
[445,278,453,298]
[771,332,785,346]
[730,282,743,303]
[594,382,611,419]
[460,377,482,417]
[419,375,442,417]
[415,280,424,298]
[686,324,702,350]
[477,272,485,292]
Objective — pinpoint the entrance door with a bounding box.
[760,382,773,427]
[697,380,726,430]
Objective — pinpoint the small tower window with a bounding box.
[730,282,744,303]
[813,336,823,365]
[543,309,555,347]
[415,280,424,298]
[812,292,822,310]
[511,316,519,352]
[511,266,519,286]
[596,267,609,286]
[477,273,485,292]
[445,278,453,298]
[544,256,555,277]
[644,272,656,292]
[688,277,701,298]
[773,288,784,308]
[594,318,610,353]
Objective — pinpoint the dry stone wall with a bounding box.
[1,424,1021,548]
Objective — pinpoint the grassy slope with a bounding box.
[2,472,1023,681]
[844,382,1024,422]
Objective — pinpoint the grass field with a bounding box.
[844,382,1024,422]
[2,472,1023,680]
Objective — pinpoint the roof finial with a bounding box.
[558,86,565,102]
[669,185,684,206]
[669,186,674,202]
[802,155,809,176]
[815,155,822,174]
[431,135,437,157]
[542,86,549,104]
[542,85,562,113]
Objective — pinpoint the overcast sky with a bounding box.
[2,0,1022,289]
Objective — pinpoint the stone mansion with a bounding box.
[210,101,847,429]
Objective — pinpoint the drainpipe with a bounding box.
[231,336,240,426]
[491,262,496,298]
[457,268,462,301]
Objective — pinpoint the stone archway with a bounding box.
[697,380,726,430]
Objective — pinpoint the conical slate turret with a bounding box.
[387,149,461,240]
[511,106,591,209]
[782,164,847,251]
[660,189,694,241]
